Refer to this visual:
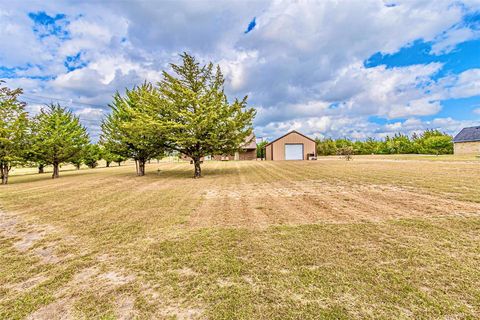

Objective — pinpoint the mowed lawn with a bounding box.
[1,157,480,319]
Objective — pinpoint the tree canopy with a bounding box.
[31,104,89,178]
[100,83,166,176]
[315,129,453,156]
[101,53,256,178]
[155,53,256,177]
[0,81,29,185]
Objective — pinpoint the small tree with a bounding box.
[70,151,84,170]
[37,162,46,173]
[101,147,115,167]
[100,83,165,176]
[83,144,102,168]
[155,53,256,178]
[362,137,381,155]
[114,154,127,166]
[31,104,89,178]
[256,140,268,159]
[316,138,337,156]
[337,146,354,161]
[0,81,29,184]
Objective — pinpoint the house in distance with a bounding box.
[181,133,257,161]
[265,130,317,160]
[453,126,480,155]
[212,133,257,160]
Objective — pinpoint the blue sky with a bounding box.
[0,0,479,141]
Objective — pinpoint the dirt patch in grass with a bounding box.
[6,274,49,292]
[159,305,204,320]
[0,210,74,266]
[115,295,136,320]
[26,298,73,320]
[191,180,480,228]
[99,271,135,285]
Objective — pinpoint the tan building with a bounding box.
[265,130,316,160]
[212,134,257,161]
[453,126,480,155]
[181,133,257,161]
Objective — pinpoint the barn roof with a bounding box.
[265,130,316,147]
[242,133,257,150]
[453,126,480,143]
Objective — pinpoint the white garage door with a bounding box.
[285,144,303,160]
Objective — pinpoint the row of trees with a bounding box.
[0,86,110,184]
[0,53,256,184]
[315,130,453,156]
[100,53,256,178]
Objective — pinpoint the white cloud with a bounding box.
[1,0,480,141]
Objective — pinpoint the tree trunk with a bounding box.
[117,161,121,166]
[1,163,8,185]
[106,161,111,168]
[38,164,44,174]
[136,159,145,176]
[52,162,60,179]
[75,164,81,170]
[193,157,202,179]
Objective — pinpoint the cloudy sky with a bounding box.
[1,0,480,141]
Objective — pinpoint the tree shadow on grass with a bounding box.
[152,166,240,179]
[6,162,241,186]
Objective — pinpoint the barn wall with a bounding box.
[212,149,257,161]
[239,149,257,160]
[268,132,316,160]
[266,145,272,160]
[454,141,480,155]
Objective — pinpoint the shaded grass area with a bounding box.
[1,158,480,318]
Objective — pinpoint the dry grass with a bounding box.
[1,157,480,319]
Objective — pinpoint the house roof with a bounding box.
[453,126,480,143]
[242,133,257,149]
[265,130,316,147]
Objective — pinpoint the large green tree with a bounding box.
[155,53,256,178]
[0,81,29,185]
[414,129,453,155]
[31,104,89,178]
[100,83,165,176]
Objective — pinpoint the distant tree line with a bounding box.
[315,130,453,156]
[0,53,256,184]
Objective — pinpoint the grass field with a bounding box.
[1,156,480,319]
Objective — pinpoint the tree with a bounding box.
[100,83,165,176]
[83,144,102,168]
[381,133,413,154]
[114,154,127,166]
[155,53,256,178]
[256,140,268,159]
[31,104,89,179]
[362,137,381,155]
[337,146,354,160]
[0,81,29,185]
[335,138,353,150]
[316,138,337,156]
[101,147,115,167]
[70,151,84,170]
[415,129,453,155]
